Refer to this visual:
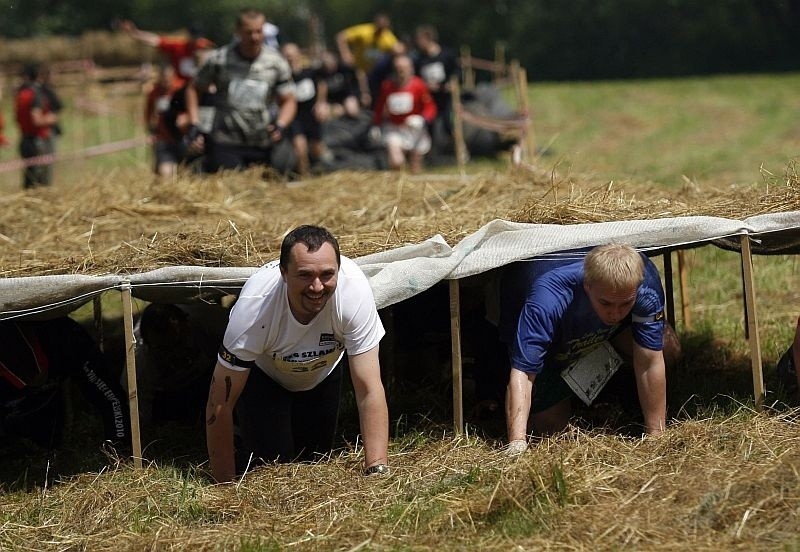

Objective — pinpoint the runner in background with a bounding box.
[144,64,185,177]
[120,20,215,87]
[336,13,398,108]
[371,53,437,173]
[15,64,58,189]
[281,42,331,177]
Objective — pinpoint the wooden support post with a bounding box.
[493,41,506,84]
[120,283,143,468]
[517,67,536,162]
[450,76,468,174]
[663,251,676,329]
[449,279,464,434]
[740,235,765,409]
[677,250,692,331]
[460,45,475,91]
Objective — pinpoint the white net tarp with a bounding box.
[2,213,798,319]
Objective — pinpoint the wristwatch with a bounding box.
[364,463,389,476]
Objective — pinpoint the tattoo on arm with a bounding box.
[206,414,217,426]
[225,376,232,402]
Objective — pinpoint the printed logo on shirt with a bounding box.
[319,333,336,346]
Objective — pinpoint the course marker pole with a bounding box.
[740,234,765,408]
[449,279,464,433]
[120,283,143,468]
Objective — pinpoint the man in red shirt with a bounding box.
[372,53,437,173]
[121,20,214,87]
[15,64,58,188]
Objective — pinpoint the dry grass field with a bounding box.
[0,66,798,550]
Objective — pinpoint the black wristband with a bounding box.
[364,463,388,476]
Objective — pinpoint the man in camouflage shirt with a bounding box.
[186,8,296,172]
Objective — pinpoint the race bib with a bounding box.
[155,95,171,113]
[228,78,269,110]
[178,56,198,78]
[387,91,414,115]
[421,62,446,85]
[295,78,316,102]
[560,341,623,406]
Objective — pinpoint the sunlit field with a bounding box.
[0,67,798,550]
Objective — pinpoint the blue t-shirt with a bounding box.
[508,255,666,375]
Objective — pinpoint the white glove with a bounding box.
[505,439,528,456]
[405,114,425,130]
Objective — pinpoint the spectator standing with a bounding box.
[500,244,681,454]
[206,225,389,483]
[0,75,9,148]
[185,8,297,173]
[336,13,398,107]
[372,54,437,173]
[15,64,58,189]
[121,20,215,87]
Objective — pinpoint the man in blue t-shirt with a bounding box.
[500,244,680,454]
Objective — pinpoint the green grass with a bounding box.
[529,73,800,187]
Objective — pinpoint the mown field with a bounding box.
[0,69,798,550]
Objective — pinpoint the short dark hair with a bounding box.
[236,7,265,28]
[21,64,39,81]
[139,303,188,347]
[280,225,341,270]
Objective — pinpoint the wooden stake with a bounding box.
[460,45,475,91]
[663,251,676,329]
[449,279,464,433]
[120,283,143,468]
[517,67,536,162]
[740,235,765,408]
[493,41,506,84]
[677,250,692,331]
[450,76,468,174]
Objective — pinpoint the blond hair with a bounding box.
[583,244,644,290]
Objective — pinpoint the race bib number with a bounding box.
[228,78,269,110]
[387,91,414,116]
[560,341,623,406]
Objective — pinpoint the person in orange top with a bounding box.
[15,64,58,188]
[121,20,214,86]
[0,112,9,147]
[144,64,188,177]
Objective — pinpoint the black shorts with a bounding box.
[234,362,344,470]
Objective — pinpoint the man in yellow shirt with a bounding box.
[336,14,398,107]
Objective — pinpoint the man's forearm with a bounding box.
[206,405,236,483]
[634,355,667,435]
[506,369,533,442]
[358,388,389,467]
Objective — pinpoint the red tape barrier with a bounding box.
[0,136,150,174]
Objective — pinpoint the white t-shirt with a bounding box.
[218,256,384,391]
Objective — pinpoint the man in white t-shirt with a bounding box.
[206,225,389,483]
